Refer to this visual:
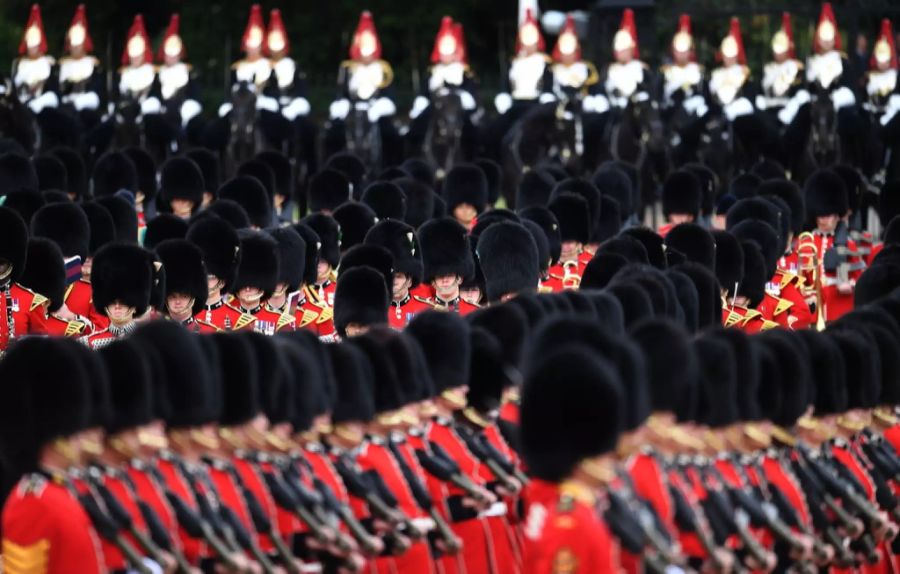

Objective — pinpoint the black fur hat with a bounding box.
[255,150,292,199]
[468,302,529,370]
[750,157,786,181]
[0,152,38,194]
[123,147,158,204]
[351,328,407,413]
[361,181,407,220]
[300,213,341,269]
[476,221,539,302]
[338,244,394,294]
[186,148,220,195]
[395,177,436,229]
[407,311,471,393]
[519,206,561,266]
[205,199,251,229]
[160,157,204,209]
[99,339,155,434]
[664,223,716,270]
[465,327,508,416]
[268,227,307,293]
[30,202,90,260]
[34,154,68,192]
[51,147,86,200]
[80,202,116,256]
[592,166,633,222]
[400,158,436,188]
[3,191,45,226]
[0,207,29,283]
[19,238,65,312]
[606,282,655,327]
[365,219,423,284]
[210,333,260,426]
[683,163,717,216]
[581,252,629,290]
[709,328,760,421]
[596,196,621,243]
[333,201,377,251]
[804,169,849,220]
[737,241,767,306]
[520,344,623,481]
[548,192,590,244]
[92,151,136,197]
[186,216,241,292]
[729,172,762,200]
[143,213,188,250]
[620,227,666,269]
[334,266,389,337]
[0,338,91,472]
[668,269,699,333]
[418,217,475,282]
[712,230,744,295]
[551,178,602,242]
[275,340,325,432]
[832,164,864,215]
[630,318,698,417]
[661,169,702,218]
[757,331,811,426]
[473,158,502,206]
[155,239,208,315]
[796,330,846,416]
[95,195,138,244]
[521,219,551,273]
[443,163,488,214]
[325,152,368,198]
[237,159,276,201]
[292,223,321,286]
[674,262,721,330]
[233,230,279,300]
[726,197,781,233]
[327,342,376,424]
[730,220,779,278]
[91,243,158,316]
[827,330,877,411]
[854,264,900,306]
[515,169,556,209]
[693,335,738,428]
[130,321,217,428]
[759,179,805,235]
[217,176,272,228]
[308,169,352,213]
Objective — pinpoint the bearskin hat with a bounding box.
[0,153,38,194]
[92,151,136,197]
[291,223,321,286]
[267,227,306,293]
[95,195,138,244]
[333,201,377,251]
[476,221,539,302]
[186,216,241,292]
[338,244,394,295]
[255,150,292,199]
[51,147,86,200]
[760,179,805,235]
[351,328,407,413]
[737,240,767,306]
[185,148,221,195]
[804,169,849,220]
[630,318,698,418]
[519,206,561,266]
[693,334,738,428]
[581,252,629,290]
[205,199,251,230]
[232,230,279,300]
[361,181,407,220]
[729,172,762,200]
[592,166,633,222]
[19,238,64,312]
[217,176,272,229]
[548,192,590,245]
[664,223,716,270]
[598,236,650,266]
[365,219,423,284]
[407,311,471,393]
[80,202,116,256]
[730,219,780,278]
[474,158,503,206]
[465,328,509,417]
[34,154,68,192]
[674,262,721,330]
[418,217,475,282]
[123,147,158,205]
[324,153,367,199]
[667,269,699,333]
[308,169,352,213]
[334,266,388,337]
[0,207,28,283]
[155,239,207,315]
[661,169,702,218]
[712,230,744,295]
[143,213,188,250]
[300,213,341,269]
[400,158,436,188]
[855,263,900,306]
[99,339,155,435]
[327,342,376,424]
[443,163,488,214]
[515,169,556,209]
[30,202,90,260]
[91,243,158,316]
[237,159,275,201]
[210,333,260,426]
[551,178,602,242]
[620,227,666,269]
[160,157,204,209]
[606,282,655,327]
[395,177,436,229]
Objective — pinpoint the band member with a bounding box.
[603,9,652,110]
[12,4,59,114]
[418,218,479,314]
[19,238,91,338]
[230,229,296,334]
[364,220,432,329]
[58,4,104,128]
[154,239,217,332]
[0,207,49,353]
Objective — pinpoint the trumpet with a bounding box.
[796,232,826,331]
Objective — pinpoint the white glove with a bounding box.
[539,92,556,104]
[256,94,279,113]
[72,91,99,111]
[755,95,768,111]
[494,92,513,114]
[26,91,59,114]
[633,91,650,102]
[409,95,429,119]
[683,94,707,117]
[329,98,350,120]
[724,97,754,121]
[140,97,162,115]
[583,94,610,114]
[217,102,233,117]
[180,99,202,126]
[282,97,311,120]
[777,90,810,125]
[831,86,856,110]
[881,94,900,126]
[367,97,396,123]
[459,90,477,111]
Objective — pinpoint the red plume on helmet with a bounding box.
[516,9,546,54]
[350,11,382,61]
[552,15,582,62]
[454,23,468,65]
[266,9,289,56]
[431,16,463,64]
[19,5,48,56]
[872,19,897,70]
[64,4,93,54]
[614,8,639,58]
[776,13,796,59]
[671,14,694,61]
[718,17,746,66]
[157,14,183,62]
[814,3,841,54]
[121,14,153,66]
[241,4,265,54]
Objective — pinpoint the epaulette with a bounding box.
[777,270,799,289]
[17,286,48,312]
[297,308,319,328]
[316,306,334,324]
[773,297,793,316]
[413,296,433,305]
[64,319,87,337]
[760,319,780,331]
[538,285,554,293]
[276,313,295,330]
[197,319,220,332]
[723,308,745,328]
[225,302,256,330]
[741,308,762,324]
[2,537,50,572]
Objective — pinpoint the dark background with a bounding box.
[2,0,898,113]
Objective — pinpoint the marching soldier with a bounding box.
[290,223,336,337]
[547,193,590,288]
[332,266,389,340]
[58,4,104,128]
[0,207,49,353]
[603,9,653,111]
[12,4,59,115]
[300,213,341,309]
[19,238,91,338]
[418,218,479,314]
[230,229,296,335]
[154,239,217,332]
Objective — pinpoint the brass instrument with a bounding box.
[562,260,582,290]
[796,232,826,330]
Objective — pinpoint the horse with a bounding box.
[112,100,144,150]
[343,100,382,173]
[809,89,841,169]
[0,81,37,153]
[227,82,262,172]
[423,90,466,179]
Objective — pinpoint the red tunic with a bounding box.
[126,463,187,561]
[233,302,296,335]
[232,457,279,553]
[195,299,256,332]
[546,260,586,291]
[42,313,92,338]
[309,280,337,308]
[64,280,110,331]
[722,305,779,333]
[388,295,434,330]
[812,232,861,323]
[433,296,480,316]
[294,295,335,337]
[206,462,255,550]
[156,458,208,563]
[99,470,154,568]
[2,473,105,574]
[1,283,49,351]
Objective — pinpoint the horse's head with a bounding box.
[810,93,838,158]
[230,81,258,138]
[431,91,465,138]
[628,96,666,153]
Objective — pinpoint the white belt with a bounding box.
[481,502,508,518]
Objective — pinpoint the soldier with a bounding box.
[519,344,623,573]
[290,223,336,337]
[58,4,104,129]
[418,218,479,314]
[658,169,703,236]
[603,9,652,111]
[115,15,158,117]
[547,193,590,288]
[660,14,707,129]
[364,219,433,329]
[0,206,49,353]
[807,3,857,114]
[19,238,91,338]
[866,19,900,161]
[219,4,271,116]
[477,221,541,304]
[444,163,489,231]
[230,230,295,335]
[81,243,159,349]
[12,4,59,115]
[154,239,217,332]
[333,266,389,340]
[154,14,203,142]
[0,338,106,572]
[300,213,341,308]
[550,15,604,111]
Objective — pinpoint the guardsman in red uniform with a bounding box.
[419,218,480,314]
[300,213,341,308]
[59,202,115,331]
[547,193,590,289]
[292,223,336,337]
[186,216,256,332]
[0,207,49,353]
[0,338,106,573]
[519,344,623,574]
[19,238,91,338]
[444,164,489,232]
[332,266,390,341]
[478,220,542,307]
[659,170,703,237]
[80,243,159,349]
[154,239,218,333]
[365,219,433,328]
[726,240,780,333]
[230,230,295,335]
[805,169,863,322]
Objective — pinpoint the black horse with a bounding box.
[112,100,144,150]
[227,82,262,173]
[423,90,466,180]
[343,101,382,173]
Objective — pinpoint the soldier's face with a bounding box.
[669,213,695,225]
[460,286,482,306]
[0,259,11,280]
[207,275,224,295]
[816,215,839,233]
[453,203,478,228]
[106,301,135,324]
[392,273,412,300]
[170,199,194,219]
[166,293,194,318]
[238,287,263,306]
[344,323,370,338]
[317,261,332,282]
[432,274,461,297]
[560,241,582,261]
